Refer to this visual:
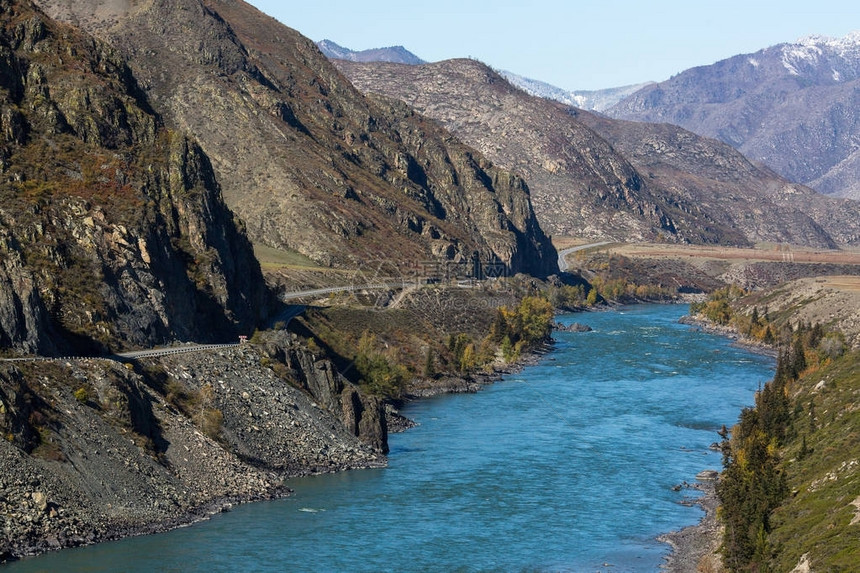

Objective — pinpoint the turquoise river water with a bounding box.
[5,304,775,572]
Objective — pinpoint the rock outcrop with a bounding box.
[0,0,270,355]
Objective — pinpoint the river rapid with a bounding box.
[5,304,774,572]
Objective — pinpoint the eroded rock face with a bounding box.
[0,0,270,355]
[283,343,387,453]
[33,0,558,277]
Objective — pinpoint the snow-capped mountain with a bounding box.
[500,71,654,112]
[608,31,860,200]
[777,32,860,79]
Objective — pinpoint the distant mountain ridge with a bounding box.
[315,39,653,112]
[317,39,426,65]
[499,71,654,112]
[335,58,860,248]
[608,31,860,200]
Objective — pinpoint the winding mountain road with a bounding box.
[557,241,613,272]
[0,281,418,362]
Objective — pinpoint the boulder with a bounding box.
[554,322,593,333]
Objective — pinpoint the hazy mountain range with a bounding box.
[317,39,426,65]
[608,32,860,200]
[321,33,860,202]
[498,71,653,112]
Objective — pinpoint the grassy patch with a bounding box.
[768,350,860,571]
[253,243,328,270]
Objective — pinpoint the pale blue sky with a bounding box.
[246,1,859,90]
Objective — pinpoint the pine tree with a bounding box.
[791,336,807,378]
[423,347,434,378]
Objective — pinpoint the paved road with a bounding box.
[113,343,241,360]
[557,241,613,272]
[0,343,245,363]
[0,280,416,362]
[280,281,418,301]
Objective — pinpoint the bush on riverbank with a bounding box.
[589,275,677,303]
[691,286,780,344]
[447,295,555,372]
[354,331,410,399]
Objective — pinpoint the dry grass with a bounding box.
[608,242,860,265]
[551,236,595,250]
[817,275,860,292]
[253,244,329,270]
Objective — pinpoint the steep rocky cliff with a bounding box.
[0,0,270,355]
[335,58,860,248]
[34,0,557,277]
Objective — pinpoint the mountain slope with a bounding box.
[577,111,860,248]
[0,0,268,355]
[33,0,557,277]
[608,32,860,200]
[335,58,860,248]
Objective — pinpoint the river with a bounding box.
[4,304,774,572]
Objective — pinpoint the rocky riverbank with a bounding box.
[660,476,723,572]
[0,319,558,563]
[0,334,386,562]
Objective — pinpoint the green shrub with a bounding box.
[354,331,409,399]
[73,387,89,404]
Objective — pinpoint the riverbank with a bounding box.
[679,314,778,357]
[403,340,555,399]
[659,479,722,572]
[657,311,775,572]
